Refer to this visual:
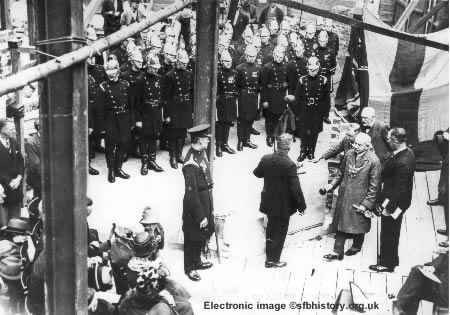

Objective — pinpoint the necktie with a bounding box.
[5,140,10,153]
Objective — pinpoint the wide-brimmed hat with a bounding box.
[88,263,113,292]
[0,219,29,235]
[139,207,159,225]
[130,232,158,257]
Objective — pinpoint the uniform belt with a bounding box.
[198,184,213,192]
[219,92,235,99]
[307,97,318,106]
[243,88,258,95]
[105,108,128,114]
[268,83,285,89]
[145,99,162,107]
[174,94,191,102]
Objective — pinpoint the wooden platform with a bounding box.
[163,170,448,315]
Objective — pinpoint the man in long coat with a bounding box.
[253,134,306,268]
[182,125,214,282]
[322,133,381,260]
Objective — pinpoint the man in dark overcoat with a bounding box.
[182,124,214,282]
[101,0,123,36]
[235,45,261,151]
[134,54,164,175]
[322,133,380,261]
[25,119,42,196]
[260,45,289,147]
[215,51,237,157]
[253,134,306,268]
[98,59,133,183]
[316,31,336,124]
[163,49,194,169]
[360,107,390,160]
[370,127,416,272]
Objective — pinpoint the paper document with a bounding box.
[391,208,402,219]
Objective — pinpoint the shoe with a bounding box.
[323,253,343,261]
[243,141,257,149]
[266,137,273,147]
[176,155,184,164]
[195,262,213,270]
[221,143,235,154]
[437,229,449,236]
[369,264,394,273]
[323,117,331,124]
[115,169,130,179]
[344,248,361,256]
[427,198,443,206]
[237,141,243,151]
[185,270,201,282]
[307,152,315,160]
[265,261,287,268]
[148,160,163,172]
[439,241,449,248]
[170,157,178,169]
[107,170,115,183]
[250,127,260,135]
[297,152,307,162]
[140,161,148,176]
[216,143,223,157]
[89,165,99,175]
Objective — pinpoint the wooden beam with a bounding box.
[272,0,448,51]
[18,45,36,54]
[393,0,422,30]
[0,0,193,97]
[84,0,103,28]
[407,1,447,33]
[0,0,11,30]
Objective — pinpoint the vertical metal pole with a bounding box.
[8,39,26,204]
[194,0,220,167]
[36,0,88,313]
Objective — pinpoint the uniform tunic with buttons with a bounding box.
[238,51,265,68]
[88,64,108,87]
[134,72,164,136]
[216,67,238,122]
[88,75,97,131]
[88,65,108,132]
[316,46,336,82]
[286,56,308,95]
[98,79,133,143]
[235,62,261,121]
[327,31,340,56]
[182,147,215,241]
[163,68,194,129]
[303,37,318,58]
[293,74,328,134]
[260,61,288,115]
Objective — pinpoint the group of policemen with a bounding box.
[85,3,340,183]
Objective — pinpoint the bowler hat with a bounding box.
[130,232,157,257]
[0,219,29,235]
[88,263,113,291]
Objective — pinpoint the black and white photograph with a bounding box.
[0,0,448,313]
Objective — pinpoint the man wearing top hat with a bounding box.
[182,124,214,281]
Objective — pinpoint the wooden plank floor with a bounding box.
[190,170,448,315]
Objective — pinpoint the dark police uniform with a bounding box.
[286,56,308,95]
[260,42,275,65]
[182,125,214,279]
[327,31,340,56]
[293,74,328,158]
[216,65,238,154]
[87,64,108,151]
[135,71,164,170]
[88,75,98,164]
[235,61,261,148]
[98,79,133,171]
[120,68,142,158]
[163,67,194,166]
[260,59,288,143]
[316,45,336,118]
[158,59,175,150]
[303,37,318,58]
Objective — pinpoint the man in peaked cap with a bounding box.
[182,124,214,281]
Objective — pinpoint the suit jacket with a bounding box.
[254,151,306,218]
[363,119,390,160]
[379,148,416,213]
[120,7,147,26]
[0,138,24,206]
[101,0,124,35]
[258,6,284,29]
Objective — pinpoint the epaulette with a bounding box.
[319,75,327,84]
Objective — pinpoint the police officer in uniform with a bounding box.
[287,56,328,162]
[88,75,100,175]
[182,124,214,282]
[304,23,318,58]
[134,54,165,175]
[236,45,260,151]
[163,49,194,169]
[286,40,308,95]
[98,59,133,183]
[216,51,237,157]
[261,45,288,147]
[120,49,144,158]
[324,19,339,56]
[260,26,275,65]
[233,26,253,70]
[316,30,336,125]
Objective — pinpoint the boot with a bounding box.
[140,155,149,176]
[243,140,258,149]
[176,139,185,164]
[169,141,178,169]
[115,169,130,179]
[216,142,223,157]
[89,164,99,175]
[307,149,315,160]
[108,169,115,183]
[148,153,163,172]
[221,143,235,154]
[237,141,243,151]
[297,148,307,162]
[250,127,260,135]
